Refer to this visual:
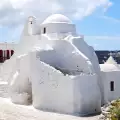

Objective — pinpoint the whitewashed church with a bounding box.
[0,14,119,116]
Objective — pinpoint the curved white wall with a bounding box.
[40,23,76,34]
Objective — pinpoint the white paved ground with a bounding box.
[0,98,100,120]
[0,81,100,120]
[0,82,8,98]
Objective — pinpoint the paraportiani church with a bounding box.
[0,14,120,116]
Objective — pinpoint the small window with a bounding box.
[110,81,114,91]
[43,28,46,34]
[30,21,32,24]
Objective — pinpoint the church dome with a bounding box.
[42,14,72,24]
[100,56,120,72]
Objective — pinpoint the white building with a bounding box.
[0,14,119,116]
[100,56,120,104]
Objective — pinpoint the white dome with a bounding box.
[42,14,72,24]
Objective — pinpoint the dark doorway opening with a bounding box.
[110,81,114,91]
[43,28,46,34]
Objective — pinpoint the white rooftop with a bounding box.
[105,56,117,65]
[100,56,120,72]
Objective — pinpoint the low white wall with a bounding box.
[72,75,101,115]
[101,71,120,104]
[9,54,32,105]
[30,50,74,114]
[30,50,101,115]
[0,56,19,82]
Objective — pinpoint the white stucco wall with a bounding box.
[30,50,101,116]
[67,36,104,104]
[30,50,74,115]
[72,75,101,115]
[89,46,104,105]
[9,54,32,105]
[22,16,40,36]
[101,71,120,104]
[14,35,40,56]
[40,23,76,34]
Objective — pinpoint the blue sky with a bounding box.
[75,0,120,50]
[0,0,119,50]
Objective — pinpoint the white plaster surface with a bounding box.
[66,36,104,104]
[72,75,101,115]
[0,97,100,120]
[35,40,95,74]
[41,14,76,35]
[0,14,103,117]
[101,71,120,104]
[30,50,101,115]
[100,56,120,72]
[30,50,75,115]
[99,56,120,104]
[100,64,120,72]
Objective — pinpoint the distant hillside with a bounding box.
[95,50,120,64]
